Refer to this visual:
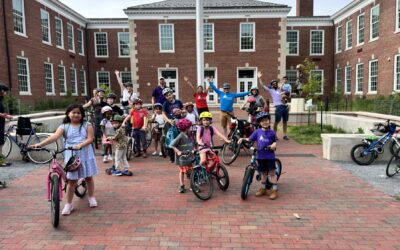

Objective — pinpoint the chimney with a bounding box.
[296,0,314,17]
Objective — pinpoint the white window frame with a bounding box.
[336,26,342,53]
[287,30,299,56]
[240,22,255,52]
[77,29,84,56]
[159,24,175,53]
[397,0,400,33]
[310,69,324,95]
[67,23,75,53]
[204,23,215,53]
[96,71,110,90]
[355,63,364,94]
[12,0,26,37]
[94,32,109,57]
[70,67,77,96]
[118,32,130,58]
[16,56,31,95]
[335,68,342,92]
[368,59,378,94]
[121,71,132,85]
[58,65,67,96]
[55,17,64,49]
[393,55,400,91]
[346,20,352,50]
[204,68,218,103]
[80,69,87,96]
[44,62,55,95]
[357,13,365,46]
[158,68,179,99]
[237,67,257,103]
[310,30,324,56]
[344,66,351,94]
[40,9,51,45]
[285,70,298,85]
[370,5,380,42]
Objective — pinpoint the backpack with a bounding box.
[16,117,32,136]
[166,125,179,148]
[200,125,214,138]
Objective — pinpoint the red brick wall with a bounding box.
[0,1,10,87]
[297,0,314,17]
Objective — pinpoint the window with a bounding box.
[95,32,108,57]
[357,14,365,45]
[159,24,174,52]
[44,63,54,94]
[369,60,378,92]
[370,5,380,41]
[58,65,66,95]
[118,32,130,57]
[240,23,255,51]
[336,26,342,53]
[335,68,342,92]
[310,30,324,55]
[70,67,77,95]
[346,20,352,50]
[395,55,400,91]
[55,18,63,48]
[310,70,324,94]
[17,57,30,94]
[345,66,351,94]
[67,23,75,52]
[40,9,51,44]
[397,0,400,32]
[286,70,297,85]
[96,71,110,89]
[80,70,87,96]
[159,69,179,98]
[287,30,299,55]
[356,64,364,93]
[12,0,26,35]
[77,29,84,55]
[204,23,214,52]
[121,72,132,84]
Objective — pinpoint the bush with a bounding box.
[287,124,347,144]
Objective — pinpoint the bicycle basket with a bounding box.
[16,117,32,136]
[65,155,82,172]
[370,123,389,136]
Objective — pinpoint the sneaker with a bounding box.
[179,185,186,193]
[283,135,289,140]
[159,152,163,156]
[122,169,133,176]
[255,188,267,197]
[103,156,108,163]
[107,154,113,161]
[62,203,74,215]
[142,152,147,158]
[152,151,158,156]
[88,197,97,208]
[112,170,122,176]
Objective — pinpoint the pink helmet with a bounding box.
[65,155,81,172]
[176,118,192,131]
[247,97,256,103]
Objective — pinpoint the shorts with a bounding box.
[257,159,276,173]
[197,107,209,116]
[178,165,192,173]
[275,105,289,123]
[152,127,162,141]
[220,111,234,128]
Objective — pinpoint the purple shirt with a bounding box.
[152,86,166,105]
[248,128,276,160]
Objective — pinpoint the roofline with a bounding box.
[37,0,87,27]
[87,18,129,29]
[287,16,333,27]
[331,0,375,24]
[126,5,289,11]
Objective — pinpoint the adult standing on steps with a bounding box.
[0,84,12,167]
[152,77,167,107]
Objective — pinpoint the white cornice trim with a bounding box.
[331,0,375,25]
[36,0,87,27]
[87,19,129,29]
[287,17,333,27]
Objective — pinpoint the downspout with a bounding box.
[84,22,91,97]
[2,0,13,93]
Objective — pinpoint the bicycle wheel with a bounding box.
[215,163,229,191]
[144,127,152,150]
[350,143,375,165]
[27,134,58,164]
[160,136,167,157]
[221,136,240,165]
[126,138,134,161]
[386,151,400,177]
[389,139,400,155]
[275,158,283,181]
[50,175,60,228]
[74,179,87,198]
[190,166,213,200]
[2,135,12,158]
[241,166,254,200]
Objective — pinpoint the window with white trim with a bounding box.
[40,9,51,44]
[356,63,364,93]
[70,67,77,95]
[310,70,324,94]
[370,5,380,40]
[286,70,297,85]
[118,32,130,57]
[77,29,84,55]
[55,17,63,48]
[95,32,108,57]
[336,26,342,53]
[67,23,75,52]
[335,68,342,92]
[12,0,26,35]
[17,57,30,93]
[310,30,324,55]
[369,60,378,92]
[345,66,351,94]
[80,69,87,96]
[395,55,400,91]
[346,20,352,49]
[357,14,365,45]
[121,72,132,85]
[287,30,299,55]
[204,23,214,52]
[397,0,400,32]
[159,24,174,52]
[44,63,54,94]
[240,23,255,51]
[96,71,110,89]
[58,65,66,95]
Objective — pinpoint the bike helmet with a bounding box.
[176,118,192,131]
[270,80,278,85]
[132,98,143,105]
[65,155,81,172]
[222,83,231,89]
[101,106,113,114]
[184,102,194,108]
[199,111,213,120]
[107,92,117,99]
[247,97,256,103]
[112,114,123,122]
[162,88,173,96]
[256,111,271,123]
[154,103,163,109]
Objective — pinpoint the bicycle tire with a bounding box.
[215,163,230,191]
[275,158,283,181]
[190,166,213,201]
[126,138,134,161]
[27,134,58,164]
[144,126,152,150]
[241,166,254,200]
[2,135,12,158]
[386,149,400,177]
[221,136,240,165]
[160,136,167,157]
[50,175,60,228]
[74,179,87,198]
[350,143,375,165]
[389,139,400,156]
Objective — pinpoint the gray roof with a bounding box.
[127,0,288,10]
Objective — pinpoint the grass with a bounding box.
[287,124,347,144]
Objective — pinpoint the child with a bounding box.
[122,98,148,158]
[107,115,131,176]
[106,92,124,116]
[31,104,98,215]
[281,76,292,105]
[100,106,115,163]
[238,112,278,200]
[183,102,198,125]
[196,112,230,168]
[170,118,194,193]
[149,103,165,156]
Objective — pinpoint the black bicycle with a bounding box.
[386,147,400,177]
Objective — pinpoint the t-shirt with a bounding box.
[170,132,194,166]
[91,97,108,116]
[197,126,218,147]
[263,86,283,107]
[110,127,128,149]
[249,128,276,160]
[152,86,166,105]
[281,83,292,94]
[100,118,115,137]
[153,113,165,128]
[121,89,138,104]
[130,109,148,129]
[194,92,208,109]
[110,105,123,116]
[185,112,197,125]
[163,99,183,119]
[209,82,249,112]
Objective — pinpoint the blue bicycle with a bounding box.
[351,120,400,165]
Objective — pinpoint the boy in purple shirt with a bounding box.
[238,111,278,200]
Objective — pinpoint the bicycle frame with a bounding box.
[47,159,66,201]
[6,124,39,154]
[362,123,398,156]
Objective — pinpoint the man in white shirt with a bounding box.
[115,70,138,114]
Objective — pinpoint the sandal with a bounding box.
[0,162,11,167]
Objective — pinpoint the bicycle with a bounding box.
[351,120,400,165]
[126,124,152,161]
[189,145,229,201]
[3,118,58,164]
[241,147,282,200]
[386,147,400,177]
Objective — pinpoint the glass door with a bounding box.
[159,69,179,99]
[204,69,217,104]
[237,69,255,104]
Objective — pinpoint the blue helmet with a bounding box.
[256,112,270,123]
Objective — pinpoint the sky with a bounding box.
[59,0,354,18]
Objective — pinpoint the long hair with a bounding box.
[63,104,85,124]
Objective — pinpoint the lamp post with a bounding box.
[196,0,204,86]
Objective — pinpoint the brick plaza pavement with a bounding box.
[1,109,400,249]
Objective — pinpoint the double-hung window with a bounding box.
[357,14,365,45]
[355,63,364,94]
[335,68,342,92]
[67,23,75,52]
[240,23,255,51]
[394,55,400,91]
[121,72,132,85]
[40,9,51,44]
[370,5,380,41]
[44,63,54,95]
[17,57,30,94]
[95,32,108,57]
[287,30,299,55]
[77,29,84,55]
[80,70,87,96]
[58,65,66,95]
[118,32,130,57]
[397,0,400,32]
[70,67,77,95]
[12,0,26,35]
[204,23,214,52]
[55,17,63,48]
[97,71,110,89]
[310,30,324,55]
[345,66,352,94]
[346,20,352,50]
[336,26,342,53]
[310,70,324,94]
[368,60,378,93]
[159,24,174,52]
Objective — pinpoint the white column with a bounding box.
[196,0,204,86]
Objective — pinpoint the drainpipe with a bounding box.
[2,0,13,93]
[84,22,91,97]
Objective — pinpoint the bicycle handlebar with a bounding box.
[28,146,80,156]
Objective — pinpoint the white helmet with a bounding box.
[101,106,113,114]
